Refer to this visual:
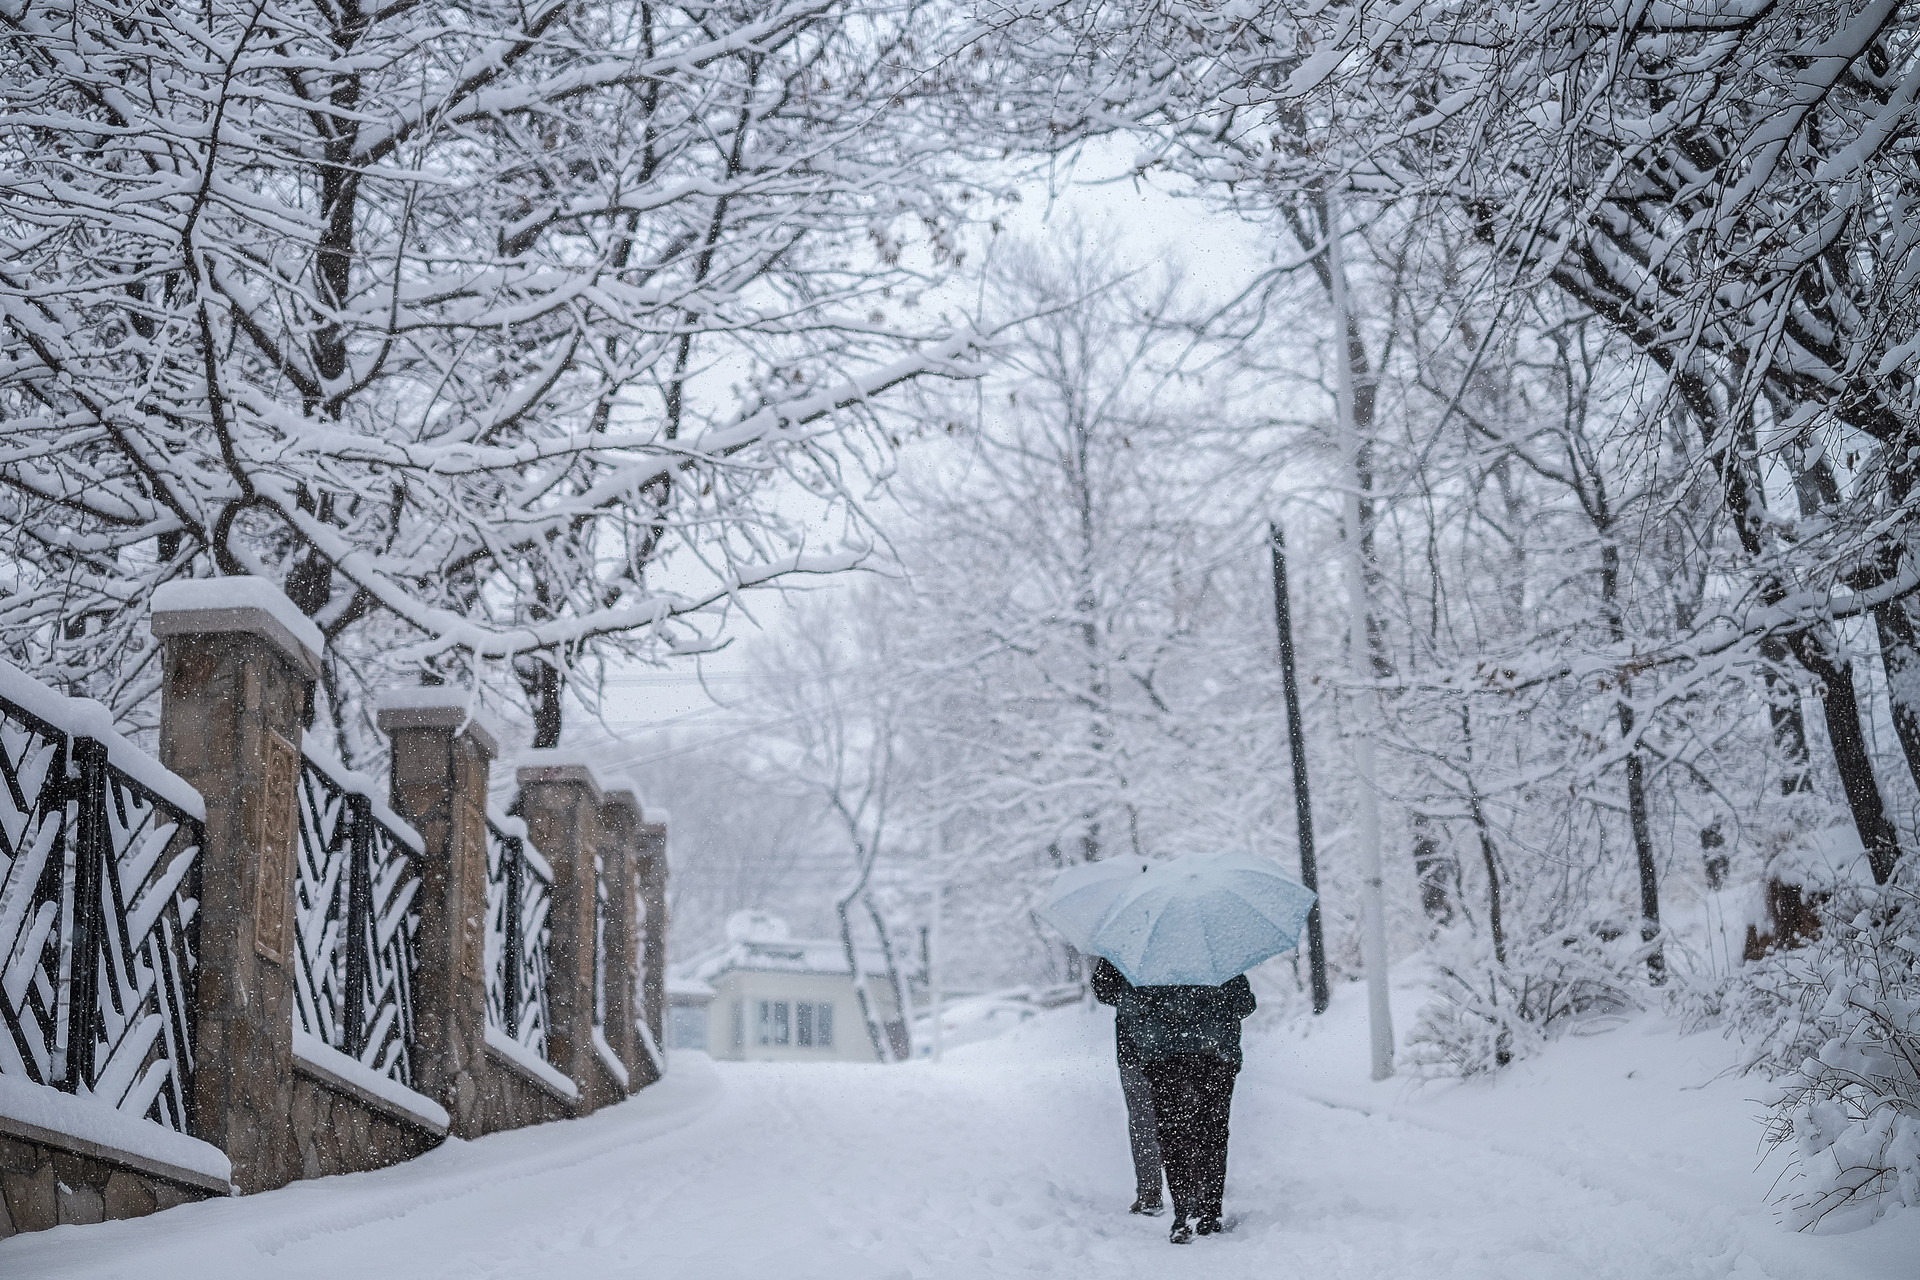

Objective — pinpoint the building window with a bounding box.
[758,1000,791,1046]
[817,1001,833,1048]
[731,1000,744,1050]
[796,1002,813,1046]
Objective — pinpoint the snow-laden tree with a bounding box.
[978,0,1920,886]
[889,235,1293,976]
[1370,288,1735,1064]
[1745,856,1920,1227]
[908,241,1222,849]
[740,593,920,1061]
[0,0,986,739]
[965,3,1920,1207]
[930,18,1845,1058]
[710,234,1294,992]
[731,234,1389,998]
[1223,199,1852,1070]
[612,730,825,964]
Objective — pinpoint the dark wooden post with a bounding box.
[376,692,500,1138]
[1270,523,1330,1014]
[151,578,319,1193]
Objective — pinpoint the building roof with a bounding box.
[672,909,895,985]
[668,975,716,1001]
[678,936,891,984]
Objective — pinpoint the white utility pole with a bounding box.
[929,879,945,1063]
[1328,189,1395,1081]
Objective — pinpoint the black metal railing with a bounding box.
[0,684,202,1135]
[592,855,608,1034]
[293,753,421,1086]
[484,813,552,1058]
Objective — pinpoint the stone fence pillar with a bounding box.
[597,789,644,1099]
[514,755,603,1111]
[151,578,320,1194]
[635,820,669,1081]
[376,693,498,1139]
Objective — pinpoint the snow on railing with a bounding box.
[293,749,423,1089]
[484,810,553,1063]
[0,660,203,1137]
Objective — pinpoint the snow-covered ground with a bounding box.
[5,971,1915,1279]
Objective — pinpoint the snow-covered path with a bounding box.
[3,1003,1912,1279]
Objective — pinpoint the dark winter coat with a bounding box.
[1114,973,1257,1071]
[1091,958,1143,1066]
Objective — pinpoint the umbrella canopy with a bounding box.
[1090,851,1316,987]
[1035,858,1152,952]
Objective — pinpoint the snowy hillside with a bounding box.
[1247,965,1920,1278]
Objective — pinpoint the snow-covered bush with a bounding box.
[1744,862,1920,1228]
[1408,917,1648,1076]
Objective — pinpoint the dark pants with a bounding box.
[1142,1053,1237,1219]
[1117,1057,1164,1201]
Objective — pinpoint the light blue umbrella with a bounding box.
[1089,851,1316,987]
[1036,858,1151,952]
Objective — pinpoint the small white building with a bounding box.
[669,911,907,1063]
[666,974,717,1052]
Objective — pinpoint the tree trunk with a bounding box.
[1872,596,1920,797]
[1621,736,1664,981]
[1759,634,1815,795]
[835,839,892,1063]
[1782,453,1902,881]
[1270,522,1332,1012]
[1600,539,1663,979]
[836,893,892,1063]
[518,658,562,749]
[1788,454,1909,879]
[1467,789,1506,967]
[1790,634,1903,885]
[864,893,913,1060]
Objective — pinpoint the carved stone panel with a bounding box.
[255,731,298,964]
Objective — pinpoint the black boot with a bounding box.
[1195,1213,1223,1236]
[1129,1195,1164,1216]
[1168,1215,1192,1245]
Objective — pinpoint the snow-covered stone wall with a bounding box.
[1,590,670,1241]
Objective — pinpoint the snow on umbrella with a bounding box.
[1036,858,1152,953]
[1089,851,1317,988]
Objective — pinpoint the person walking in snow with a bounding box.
[1090,957,1166,1216]
[1114,972,1257,1244]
